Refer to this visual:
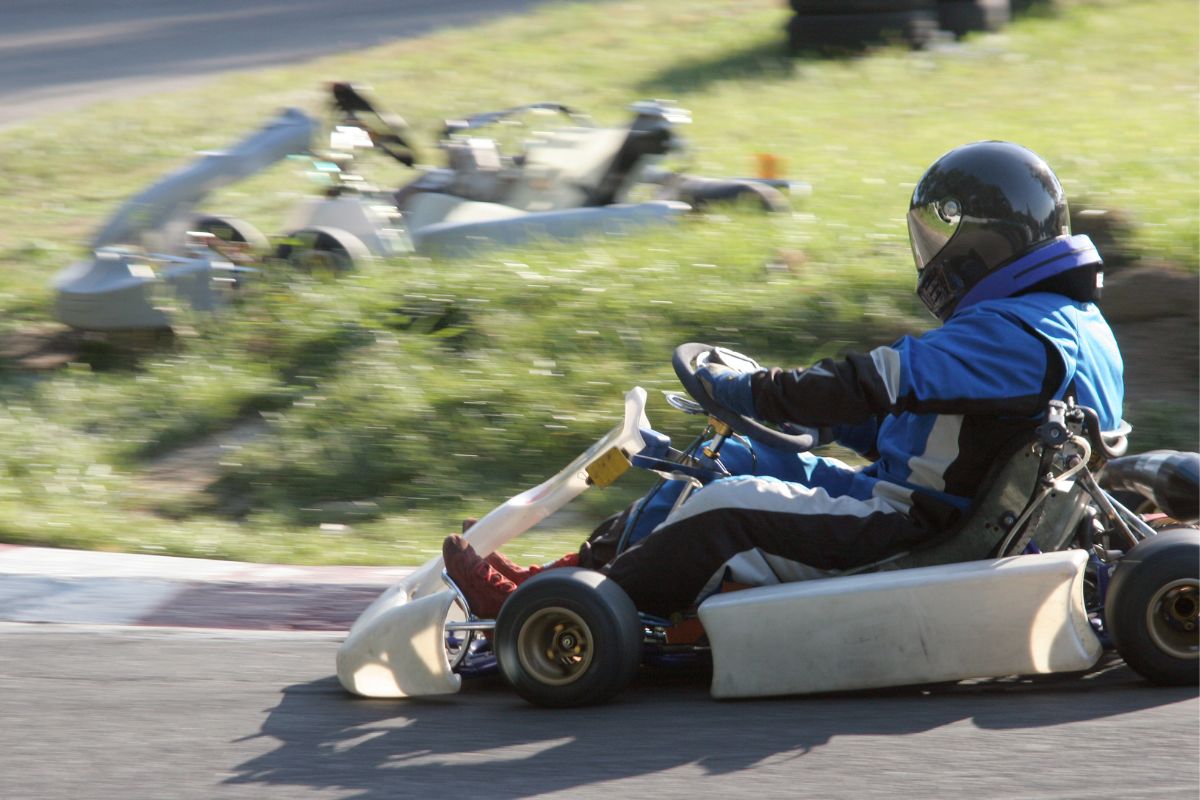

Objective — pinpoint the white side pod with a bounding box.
[699,549,1103,698]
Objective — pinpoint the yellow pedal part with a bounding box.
[585,447,631,487]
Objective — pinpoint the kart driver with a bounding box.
[443,141,1125,619]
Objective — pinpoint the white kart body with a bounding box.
[408,199,689,257]
[338,386,1105,700]
[282,192,689,260]
[53,108,318,331]
[336,387,651,698]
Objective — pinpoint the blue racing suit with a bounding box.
[605,290,1124,617]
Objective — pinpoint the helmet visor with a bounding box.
[906,200,961,273]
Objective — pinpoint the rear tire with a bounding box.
[275,226,370,273]
[791,0,932,11]
[1105,529,1200,686]
[674,178,789,213]
[495,568,642,708]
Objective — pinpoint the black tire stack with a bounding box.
[937,0,1012,38]
[786,0,1013,54]
[787,1,939,52]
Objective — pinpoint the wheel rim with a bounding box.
[1145,578,1200,660]
[516,607,594,686]
[444,600,472,670]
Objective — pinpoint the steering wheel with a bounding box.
[672,343,818,453]
[440,102,593,140]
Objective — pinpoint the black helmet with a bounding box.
[907,141,1101,321]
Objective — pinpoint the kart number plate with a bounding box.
[586,447,631,488]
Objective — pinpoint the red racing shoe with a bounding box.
[442,535,516,619]
[442,534,587,617]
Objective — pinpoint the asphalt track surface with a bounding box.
[1,624,1196,800]
[0,0,569,127]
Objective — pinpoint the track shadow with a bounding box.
[225,655,1196,798]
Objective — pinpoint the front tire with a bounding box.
[192,214,269,252]
[1105,529,1200,686]
[495,568,642,708]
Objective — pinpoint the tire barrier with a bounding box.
[786,0,1013,54]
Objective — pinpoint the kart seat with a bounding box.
[579,119,674,207]
[507,104,679,211]
[504,127,631,211]
[877,418,1122,571]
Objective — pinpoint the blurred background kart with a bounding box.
[53,83,796,331]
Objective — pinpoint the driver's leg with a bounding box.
[624,438,833,547]
[603,475,934,618]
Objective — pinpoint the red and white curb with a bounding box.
[0,545,413,630]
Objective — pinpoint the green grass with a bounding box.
[0,0,1195,564]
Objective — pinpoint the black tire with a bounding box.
[937,0,1011,37]
[274,226,371,273]
[495,568,642,708]
[674,178,790,213]
[787,11,939,51]
[1105,529,1200,686]
[192,214,270,253]
[791,0,933,12]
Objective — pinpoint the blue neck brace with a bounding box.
[954,234,1101,317]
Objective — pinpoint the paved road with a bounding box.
[1,624,1195,800]
[0,0,568,126]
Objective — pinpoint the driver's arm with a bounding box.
[749,307,1060,427]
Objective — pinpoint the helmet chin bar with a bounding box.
[916,247,991,321]
[916,262,957,321]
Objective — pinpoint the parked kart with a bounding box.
[53,84,794,330]
[337,344,1200,707]
[322,84,793,261]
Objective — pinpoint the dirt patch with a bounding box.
[0,325,173,371]
[0,323,84,370]
[135,418,268,498]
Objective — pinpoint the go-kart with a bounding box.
[336,343,1200,707]
[330,85,793,260]
[53,84,794,330]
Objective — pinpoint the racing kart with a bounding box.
[337,343,1199,707]
[53,85,794,330]
[338,345,1200,705]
